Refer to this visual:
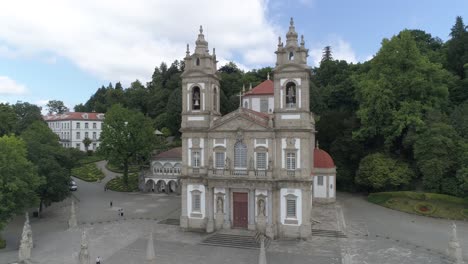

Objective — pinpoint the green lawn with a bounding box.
[105,162,140,174]
[71,163,105,182]
[105,173,139,192]
[77,154,105,165]
[368,191,468,220]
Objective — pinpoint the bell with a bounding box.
[194,100,200,106]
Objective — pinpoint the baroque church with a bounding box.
[179,18,336,239]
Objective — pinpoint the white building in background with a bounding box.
[43,112,105,151]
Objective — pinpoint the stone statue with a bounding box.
[447,222,465,263]
[216,196,224,213]
[79,230,90,264]
[18,213,33,262]
[268,159,273,170]
[193,90,200,106]
[258,199,266,217]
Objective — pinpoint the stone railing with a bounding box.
[208,168,271,178]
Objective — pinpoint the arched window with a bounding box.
[234,141,247,168]
[153,162,163,174]
[289,51,294,61]
[196,58,200,66]
[192,86,201,110]
[244,101,249,108]
[285,82,296,108]
[213,88,218,111]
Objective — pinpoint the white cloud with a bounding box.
[0,76,28,96]
[309,36,358,67]
[0,0,279,84]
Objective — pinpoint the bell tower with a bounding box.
[273,18,313,129]
[180,26,220,131]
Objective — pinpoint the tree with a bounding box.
[321,46,333,62]
[82,137,92,152]
[74,103,87,112]
[21,121,70,212]
[99,105,155,185]
[450,101,468,139]
[413,122,462,194]
[354,30,452,150]
[0,135,43,231]
[355,153,414,191]
[445,16,468,79]
[0,103,17,136]
[12,102,42,134]
[46,100,69,114]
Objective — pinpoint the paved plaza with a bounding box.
[0,161,466,263]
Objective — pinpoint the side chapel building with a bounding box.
[179,18,336,239]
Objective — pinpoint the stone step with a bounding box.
[201,233,260,249]
[312,229,347,238]
[158,218,180,225]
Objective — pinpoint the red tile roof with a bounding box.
[154,147,182,159]
[43,112,105,121]
[313,148,335,168]
[243,80,274,97]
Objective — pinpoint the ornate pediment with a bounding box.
[209,110,271,132]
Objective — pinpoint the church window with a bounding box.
[76,132,80,139]
[317,176,324,186]
[256,152,267,170]
[244,101,249,108]
[260,99,268,113]
[192,87,201,110]
[234,141,247,168]
[285,82,296,108]
[289,51,294,61]
[286,152,296,170]
[286,197,297,217]
[192,151,201,168]
[215,152,225,168]
[213,88,218,111]
[196,58,200,66]
[192,191,201,211]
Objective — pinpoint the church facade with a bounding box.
[179,19,336,239]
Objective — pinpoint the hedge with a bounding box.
[71,163,105,182]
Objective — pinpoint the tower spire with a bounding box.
[195,25,209,54]
[286,17,298,47]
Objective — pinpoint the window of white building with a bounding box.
[260,99,268,113]
[76,132,80,139]
[76,122,80,129]
[192,151,200,168]
[286,152,296,170]
[317,176,324,186]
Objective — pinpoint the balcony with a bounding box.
[208,168,271,178]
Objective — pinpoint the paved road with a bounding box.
[338,192,468,259]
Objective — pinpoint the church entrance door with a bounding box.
[233,192,248,228]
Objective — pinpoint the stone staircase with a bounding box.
[201,232,264,249]
[312,228,347,238]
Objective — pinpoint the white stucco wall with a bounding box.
[280,188,302,226]
[314,175,327,198]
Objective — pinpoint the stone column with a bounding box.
[248,189,256,230]
[299,187,312,238]
[180,181,188,228]
[206,186,215,233]
[223,188,231,229]
[266,190,274,238]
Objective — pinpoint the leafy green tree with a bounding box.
[445,16,468,79]
[0,103,17,136]
[354,30,452,150]
[12,102,42,134]
[82,137,92,152]
[21,121,70,212]
[451,101,468,139]
[0,135,43,231]
[413,122,463,195]
[74,103,87,112]
[99,105,155,185]
[46,100,69,114]
[355,153,414,191]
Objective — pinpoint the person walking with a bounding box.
[96,256,101,264]
[110,201,113,207]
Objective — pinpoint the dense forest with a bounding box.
[74,17,468,197]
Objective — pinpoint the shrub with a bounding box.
[368,193,392,204]
[414,202,437,215]
[106,173,139,192]
[71,163,105,182]
[0,236,5,249]
[461,209,468,218]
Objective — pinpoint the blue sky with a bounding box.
[0,0,467,111]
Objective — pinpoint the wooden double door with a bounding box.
[233,192,248,228]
